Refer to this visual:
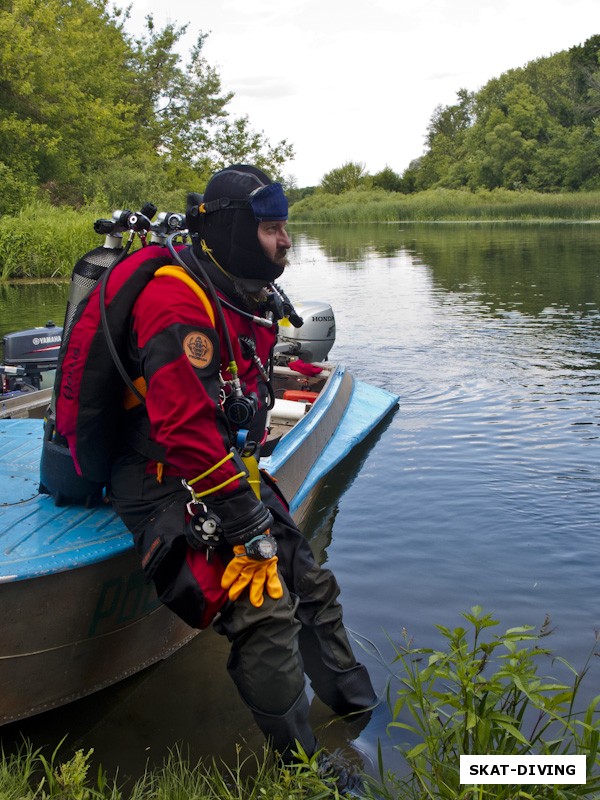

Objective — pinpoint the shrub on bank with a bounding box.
[380,606,600,799]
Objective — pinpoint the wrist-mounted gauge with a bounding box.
[241,533,278,561]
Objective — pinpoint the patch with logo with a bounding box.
[183,331,215,369]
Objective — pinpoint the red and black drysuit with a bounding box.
[109,249,375,758]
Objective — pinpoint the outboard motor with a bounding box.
[276,300,336,363]
[1,322,62,393]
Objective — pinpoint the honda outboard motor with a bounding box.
[276,300,336,363]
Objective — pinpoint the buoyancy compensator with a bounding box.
[38,203,311,508]
[39,205,173,507]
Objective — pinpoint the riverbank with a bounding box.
[1,190,600,280]
[0,743,360,800]
[2,609,599,799]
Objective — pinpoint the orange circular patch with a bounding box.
[183,331,214,369]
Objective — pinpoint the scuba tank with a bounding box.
[39,205,157,506]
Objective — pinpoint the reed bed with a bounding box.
[0,202,102,281]
[289,188,600,223]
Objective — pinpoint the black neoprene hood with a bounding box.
[188,164,288,283]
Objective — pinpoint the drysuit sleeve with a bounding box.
[130,274,270,542]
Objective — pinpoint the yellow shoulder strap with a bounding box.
[152,265,262,499]
[124,265,217,411]
[241,454,262,500]
[154,265,216,327]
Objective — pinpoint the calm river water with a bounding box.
[1,222,599,782]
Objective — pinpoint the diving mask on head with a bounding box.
[248,183,288,221]
[197,182,288,222]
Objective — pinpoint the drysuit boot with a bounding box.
[304,653,377,717]
[250,690,318,762]
[296,584,377,716]
[316,748,366,797]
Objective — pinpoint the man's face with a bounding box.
[257,220,291,269]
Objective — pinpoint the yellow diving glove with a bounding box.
[221,535,283,608]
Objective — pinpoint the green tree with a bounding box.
[409,37,600,193]
[471,84,550,189]
[0,0,294,212]
[530,123,600,190]
[319,161,367,194]
[371,166,404,192]
[211,116,294,179]
[570,33,600,112]
[0,0,139,207]
[413,90,474,189]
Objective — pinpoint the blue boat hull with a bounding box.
[0,365,397,724]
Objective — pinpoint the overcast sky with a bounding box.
[127,0,600,187]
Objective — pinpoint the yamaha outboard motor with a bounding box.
[1,322,62,394]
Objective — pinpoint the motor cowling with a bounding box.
[3,322,62,368]
[276,300,336,363]
[2,322,63,391]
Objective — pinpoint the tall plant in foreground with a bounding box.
[383,606,600,799]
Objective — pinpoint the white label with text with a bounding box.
[460,755,586,784]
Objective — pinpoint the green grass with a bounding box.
[0,202,103,281]
[289,188,600,223]
[2,610,599,799]
[0,741,361,800]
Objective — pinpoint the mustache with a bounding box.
[274,251,289,267]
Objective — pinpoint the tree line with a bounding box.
[314,34,600,197]
[2,0,599,217]
[0,0,292,216]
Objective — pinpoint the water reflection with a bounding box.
[293,222,600,318]
[0,281,68,337]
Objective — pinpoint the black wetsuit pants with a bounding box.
[110,463,376,758]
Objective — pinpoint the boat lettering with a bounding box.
[89,570,160,637]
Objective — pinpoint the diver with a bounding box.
[108,164,377,793]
